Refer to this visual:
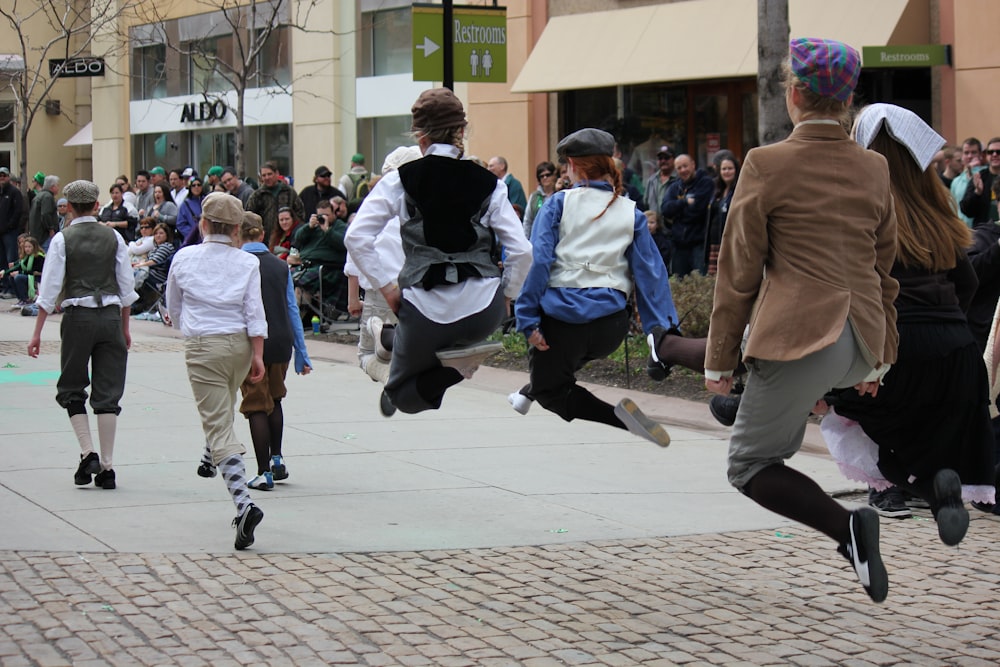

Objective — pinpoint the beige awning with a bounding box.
[63,122,93,147]
[512,0,922,93]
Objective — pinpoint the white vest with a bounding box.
[548,187,634,293]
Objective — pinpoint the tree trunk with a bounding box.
[234,86,246,178]
[757,0,792,147]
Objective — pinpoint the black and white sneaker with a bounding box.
[838,507,888,603]
[933,468,969,546]
[197,462,217,478]
[233,503,264,550]
[868,487,912,519]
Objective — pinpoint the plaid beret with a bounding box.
[790,38,860,103]
[62,180,100,204]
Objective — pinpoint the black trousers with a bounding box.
[57,305,128,415]
[528,310,628,427]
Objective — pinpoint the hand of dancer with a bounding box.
[528,328,549,351]
[380,283,402,314]
[705,376,734,395]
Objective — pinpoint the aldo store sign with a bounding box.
[180,99,228,123]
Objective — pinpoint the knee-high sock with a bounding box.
[219,455,251,515]
[96,413,117,470]
[69,413,95,456]
[269,401,284,457]
[744,463,850,544]
[247,412,272,475]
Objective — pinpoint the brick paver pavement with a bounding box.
[2,513,999,666]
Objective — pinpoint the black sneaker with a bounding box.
[838,507,888,603]
[197,462,217,478]
[233,503,264,550]
[709,394,740,427]
[868,487,911,519]
[379,390,397,417]
[74,452,101,486]
[94,469,116,490]
[933,468,969,546]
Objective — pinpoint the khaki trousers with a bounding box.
[184,333,252,465]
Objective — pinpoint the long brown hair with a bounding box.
[869,128,970,271]
[567,155,625,221]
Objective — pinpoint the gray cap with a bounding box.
[201,191,244,226]
[62,180,101,204]
[0,167,8,175]
[57,198,68,205]
[556,128,615,159]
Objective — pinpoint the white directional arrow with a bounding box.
[415,36,440,58]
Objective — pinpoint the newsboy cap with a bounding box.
[789,37,861,103]
[201,192,244,226]
[411,88,467,133]
[556,128,616,159]
[62,180,101,204]
[240,210,264,238]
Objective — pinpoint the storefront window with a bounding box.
[360,7,411,77]
[357,115,413,174]
[131,44,167,101]
[693,92,728,168]
[132,132,186,174]
[0,102,13,171]
[256,26,291,87]
[187,34,235,94]
[741,92,759,156]
[193,129,236,178]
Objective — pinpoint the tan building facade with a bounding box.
[2,0,999,198]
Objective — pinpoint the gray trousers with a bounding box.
[57,306,128,415]
[386,286,505,413]
[728,322,873,489]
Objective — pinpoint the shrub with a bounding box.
[669,273,715,338]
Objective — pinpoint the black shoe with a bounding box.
[74,452,101,486]
[868,487,911,519]
[233,503,264,550]
[933,469,969,546]
[197,462,217,478]
[838,507,888,603]
[709,394,740,427]
[645,325,676,382]
[379,390,397,417]
[94,469,116,490]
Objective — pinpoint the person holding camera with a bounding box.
[290,197,349,318]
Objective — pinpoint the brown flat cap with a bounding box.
[241,211,264,237]
[201,192,244,226]
[411,88,467,133]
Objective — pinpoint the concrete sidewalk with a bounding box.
[0,309,857,555]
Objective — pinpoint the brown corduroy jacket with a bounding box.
[706,121,899,375]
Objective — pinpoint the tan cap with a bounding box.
[241,210,264,237]
[201,191,244,226]
[62,180,101,204]
[411,88,467,133]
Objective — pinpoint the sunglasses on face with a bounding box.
[539,172,553,178]
[139,225,152,230]
[987,150,1000,156]
[658,156,674,161]
[191,182,203,187]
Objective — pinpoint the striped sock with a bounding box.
[200,442,214,470]
[218,455,251,515]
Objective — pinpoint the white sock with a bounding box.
[96,413,116,470]
[218,455,251,515]
[69,413,94,456]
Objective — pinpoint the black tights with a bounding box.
[743,463,851,545]
[247,400,283,475]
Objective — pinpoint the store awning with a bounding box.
[63,122,93,147]
[512,0,921,93]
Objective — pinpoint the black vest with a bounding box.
[396,156,501,290]
[251,250,294,364]
[61,221,120,303]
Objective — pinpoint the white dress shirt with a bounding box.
[345,143,532,324]
[166,235,268,339]
[35,216,139,313]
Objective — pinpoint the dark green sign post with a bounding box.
[412,3,508,87]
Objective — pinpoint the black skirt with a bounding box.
[830,321,996,486]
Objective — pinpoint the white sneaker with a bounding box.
[507,391,532,415]
[367,316,392,362]
[365,358,391,384]
[247,472,273,491]
[436,342,503,379]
